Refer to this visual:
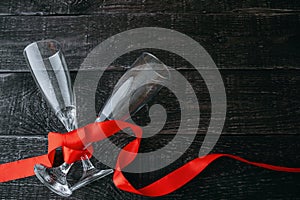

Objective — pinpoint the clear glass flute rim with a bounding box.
[139,52,170,80]
[23,39,62,61]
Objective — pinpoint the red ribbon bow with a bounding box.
[0,120,300,197]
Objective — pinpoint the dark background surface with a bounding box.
[0,0,300,199]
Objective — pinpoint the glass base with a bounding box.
[71,168,114,191]
[34,164,72,197]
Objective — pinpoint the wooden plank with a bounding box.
[0,134,299,199]
[1,70,300,136]
[0,12,299,71]
[0,0,299,15]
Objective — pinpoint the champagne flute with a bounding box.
[70,52,170,190]
[71,52,170,189]
[23,40,112,197]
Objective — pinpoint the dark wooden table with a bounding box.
[0,1,300,199]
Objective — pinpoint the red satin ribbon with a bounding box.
[0,120,300,197]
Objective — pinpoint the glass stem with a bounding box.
[60,162,74,174]
[81,154,95,171]
[65,121,96,172]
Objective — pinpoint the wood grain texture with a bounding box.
[0,12,299,71]
[0,1,299,199]
[0,70,300,136]
[0,134,299,199]
[0,0,299,15]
